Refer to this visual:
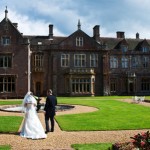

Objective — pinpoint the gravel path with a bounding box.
[0,99,150,150]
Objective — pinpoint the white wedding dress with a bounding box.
[20,93,47,139]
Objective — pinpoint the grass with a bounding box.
[56,96,150,131]
[71,143,112,150]
[0,100,22,105]
[0,100,23,133]
[0,145,11,150]
[0,116,23,133]
[0,96,150,149]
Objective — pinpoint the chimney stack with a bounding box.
[116,31,125,38]
[93,25,100,42]
[49,24,53,39]
[136,32,139,39]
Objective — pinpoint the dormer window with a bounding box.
[141,46,149,52]
[76,37,83,47]
[2,36,10,45]
[121,45,128,52]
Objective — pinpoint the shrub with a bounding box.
[130,131,150,150]
[112,131,150,150]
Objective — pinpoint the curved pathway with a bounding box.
[0,101,150,150]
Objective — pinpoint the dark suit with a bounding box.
[44,94,57,132]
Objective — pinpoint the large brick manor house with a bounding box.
[0,8,150,98]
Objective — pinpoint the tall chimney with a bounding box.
[136,32,139,39]
[93,25,100,42]
[116,31,125,38]
[49,24,53,39]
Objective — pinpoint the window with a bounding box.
[131,57,139,68]
[2,36,10,45]
[121,45,128,52]
[142,56,149,68]
[61,54,69,67]
[74,54,86,67]
[110,79,116,92]
[72,78,90,93]
[141,46,149,52]
[76,37,83,46]
[0,54,12,68]
[0,76,15,92]
[33,54,43,71]
[90,54,98,67]
[141,78,150,91]
[121,57,128,68]
[110,56,118,68]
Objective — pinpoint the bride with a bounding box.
[20,92,47,139]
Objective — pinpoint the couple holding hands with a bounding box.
[20,89,57,139]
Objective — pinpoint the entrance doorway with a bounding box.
[129,82,133,92]
[36,82,41,96]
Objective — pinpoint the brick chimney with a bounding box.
[93,25,100,42]
[116,31,125,38]
[136,32,139,39]
[49,24,53,39]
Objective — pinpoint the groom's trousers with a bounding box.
[45,115,54,132]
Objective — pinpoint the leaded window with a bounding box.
[121,57,128,68]
[74,54,86,67]
[142,56,149,68]
[131,57,139,68]
[110,79,116,92]
[33,54,43,71]
[0,54,12,68]
[76,37,83,47]
[72,78,90,93]
[2,36,10,45]
[141,78,150,91]
[0,76,15,92]
[141,46,149,52]
[90,54,98,67]
[121,45,128,52]
[61,54,69,67]
[110,56,118,68]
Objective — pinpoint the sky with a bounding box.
[0,0,150,39]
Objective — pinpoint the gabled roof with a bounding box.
[100,37,147,50]
[58,29,101,50]
[0,8,24,39]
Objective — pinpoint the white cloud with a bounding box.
[0,8,65,36]
[1,0,150,39]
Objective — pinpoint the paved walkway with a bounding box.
[0,99,150,150]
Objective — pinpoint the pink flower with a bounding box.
[141,141,145,147]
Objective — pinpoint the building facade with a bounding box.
[0,9,150,98]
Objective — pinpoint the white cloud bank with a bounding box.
[0,0,150,39]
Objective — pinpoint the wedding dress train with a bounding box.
[20,93,47,139]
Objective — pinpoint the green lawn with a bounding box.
[0,100,23,133]
[56,96,150,131]
[0,116,23,133]
[0,96,150,150]
[0,145,11,150]
[0,100,22,105]
[71,143,112,150]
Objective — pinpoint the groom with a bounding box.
[44,89,57,133]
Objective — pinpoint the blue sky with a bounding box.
[0,0,150,39]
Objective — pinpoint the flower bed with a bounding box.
[112,131,150,150]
